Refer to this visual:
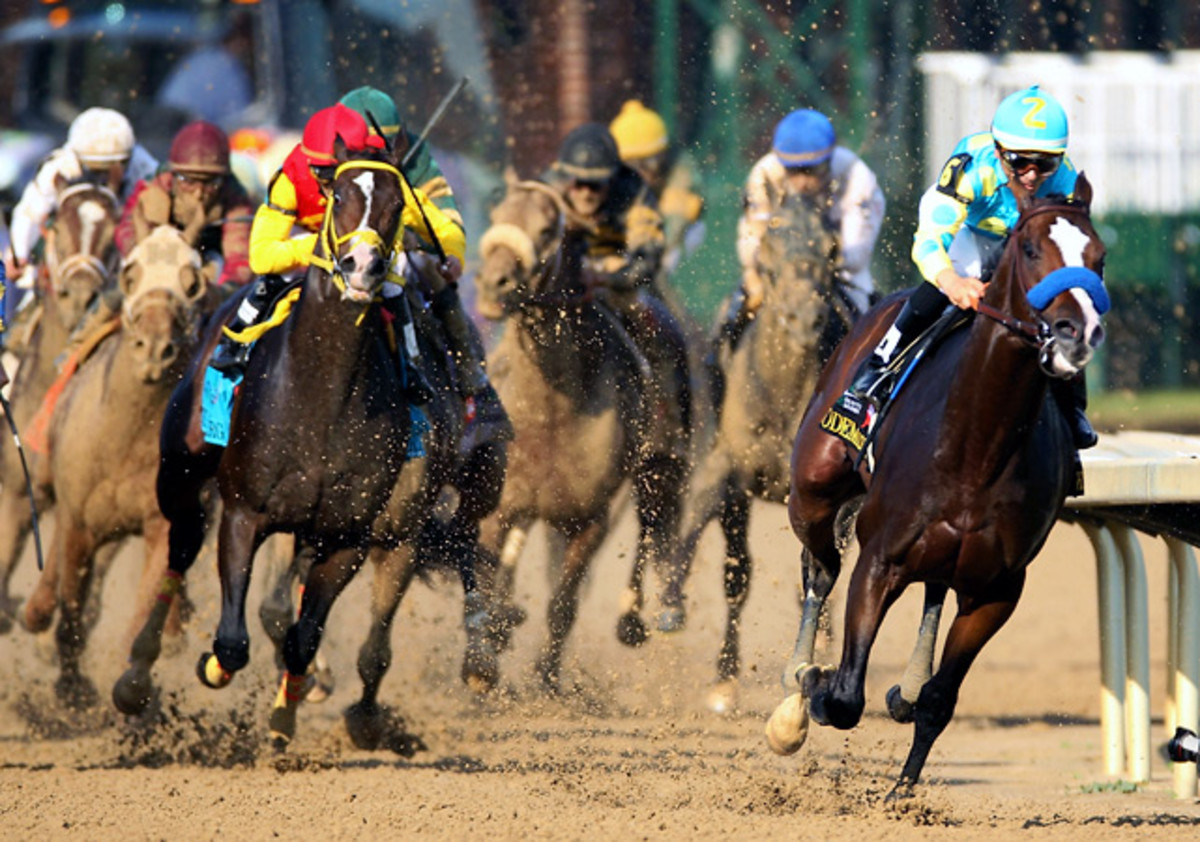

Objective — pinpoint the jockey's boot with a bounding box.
[210,274,289,373]
[1051,373,1098,450]
[431,286,513,454]
[848,281,948,405]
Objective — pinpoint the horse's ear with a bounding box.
[179,262,210,303]
[332,133,350,165]
[119,259,140,298]
[53,172,70,195]
[504,165,520,187]
[1073,173,1093,210]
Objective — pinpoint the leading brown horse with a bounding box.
[766,176,1108,795]
[113,139,416,746]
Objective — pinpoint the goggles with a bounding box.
[311,164,337,184]
[570,179,608,193]
[997,147,1062,177]
[173,171,223,187]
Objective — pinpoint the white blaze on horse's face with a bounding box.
[76,198,108,257]
[340,171,384,302]
[1045,215,1105,375]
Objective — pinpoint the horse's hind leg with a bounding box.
[345,545,425,756]
[272,545,366,748]
[665,451,735,635]
[887,582,948,724]
[0,488,35,634]
[893,574,1024,796]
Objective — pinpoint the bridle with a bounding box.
[479,181,587,313]
[975,198,1097,375]
[46,182,120,295]
[308,158,405,303]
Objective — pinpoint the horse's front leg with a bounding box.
[202,504,264,686]
[271,544,366,748]
[893,573,1024,797]
[0,484,35,634]
[51,522,99,709]
[633,451,688,639]
[708,486,751,714]
[112,477,208,715]
[887,582,948,724]
[665,448,734,636]
[809,537,907,731]
[537,516,607,693]
[345,544,424,756]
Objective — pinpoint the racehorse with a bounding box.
[113,139,417,746]
[22,226,212,707]
[0,175,121,632]
[670,192,842,713]
[765,175,1108,794]
[472,173,677,691]
[255,280,507,751]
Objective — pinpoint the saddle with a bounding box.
[821,306,969,469]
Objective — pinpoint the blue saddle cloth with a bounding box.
[201,365,243,447]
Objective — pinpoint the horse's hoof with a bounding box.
[56,672,99,711]
[885,777,917,802]
[656,606,686,634]
[886,684,916,723]
[21,600,54,635]
[765,693,809,755]
[462,643,499,694]
[616,612,648,647]
[343,701,384,751]
[535,656,562,695]
[705,679,738,715]
[112,667,154,716]
[268,706,296,751]
[196,652,233,689]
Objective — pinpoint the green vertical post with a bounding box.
[654,0,679,138]
[844,0,871,147]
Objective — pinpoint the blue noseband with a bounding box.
[1027,266,1110,315]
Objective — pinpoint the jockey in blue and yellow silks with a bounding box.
[848,84,1097,450]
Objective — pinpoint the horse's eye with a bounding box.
[1022,240,1038,259]
[1095,257,1106,278]
[332,191,342,205]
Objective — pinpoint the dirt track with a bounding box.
[3,502,1200,840]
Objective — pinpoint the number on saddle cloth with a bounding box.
[821,306,971,460]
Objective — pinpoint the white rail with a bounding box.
[1068,430,1200,797]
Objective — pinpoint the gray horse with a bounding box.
[671,192,845,712]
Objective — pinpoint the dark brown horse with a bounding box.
[113,140,416,746]
[0,176,121,632]
[473,174,679,691]
[766,176,1108,794]
[670,192,841,713]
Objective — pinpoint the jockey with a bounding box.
[116,121,255,286]
[718,108,885,357]
[608,100,705,284]
[340,85,511,451]
[847,84,1096,449]
[546,122,690,460]
[208,104,462,391]
[4,107,158,306]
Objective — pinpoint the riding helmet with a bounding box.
[300,103,384,166]
[168,121,231,175]
[991,85,1068,154]
[67,107,135,165]
[340,86,401,142]
[609,100,668,161]
[772,109,835,167]
[555,123,621,181]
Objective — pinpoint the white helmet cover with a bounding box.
[67,107,135,164]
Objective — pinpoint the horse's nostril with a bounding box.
[339,256,356,274]
[1054,320,1080,341]
[368,256,385,277]
[1090,325,1106,348]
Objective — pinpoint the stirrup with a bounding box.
[209,337,252,373]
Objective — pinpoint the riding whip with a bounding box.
[0,392,44,571]
[402,77,470,169]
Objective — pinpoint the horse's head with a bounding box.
[996,174,1108,377]
[47,174,121,329]
[313,137,407,303]
[753,192,840,346]
[119,226,210,383]
[475,171,570,320]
